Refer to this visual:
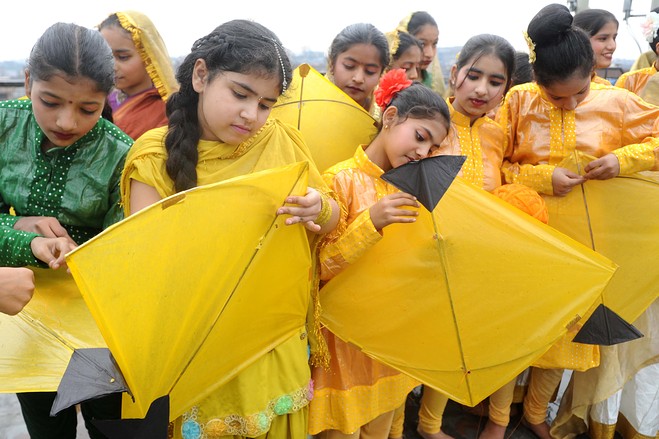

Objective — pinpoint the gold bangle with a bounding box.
[315,192,332,227]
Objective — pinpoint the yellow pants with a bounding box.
[389,402,406,438]
[388,387,448,437]
[317,410,395,439]
[489,379,517,427]
[389,380,519,437]
[418,388,449,434]
[523,367,564,424]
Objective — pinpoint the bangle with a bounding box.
[315,192,333,227]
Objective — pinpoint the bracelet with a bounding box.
[315,192,333,227]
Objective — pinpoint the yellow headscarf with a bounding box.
[115,11,179,101]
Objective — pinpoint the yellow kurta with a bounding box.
[308,145,419,435]
[497,82,659,196]
[121,119,331,438]
[592,75,612,86]
[434,99,505,192]
[496,81,659,371]
[615,65,658,96]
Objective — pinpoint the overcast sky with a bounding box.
[0,0,653,64]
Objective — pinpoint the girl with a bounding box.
[327,23,389,114]
[121,19,339,439]
[573,8,618,85]
[386,30,423,81]
[397,11,446,96]
[373,30,423,122]
[615,8,658,95]
[99,10,178,140]
[497,4,659,439]
[0,22,132,439]
[391,34,518,439]
[309,69,450,439]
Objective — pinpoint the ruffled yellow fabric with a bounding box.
[116,11,178,101]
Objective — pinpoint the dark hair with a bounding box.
[512,51,533,86]
[98,13,122,31]
[385,82,450,130]
[406,11,438,36]
[455,34,516,94]
[391,31,423,63]
[165,19,292,192]
[27,22,114,93]
[573,8,618,37]
[527,3,594,86]
[328,23,389,72]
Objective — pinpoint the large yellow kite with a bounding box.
[0,162,314,426]
[319,158,617,407]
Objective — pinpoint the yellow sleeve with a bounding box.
[497,88,555,195]
[501,162,555,195]
[613,92,659,174]
[318,169,382,281]
[319,208,381,281]
[613,142,659,174]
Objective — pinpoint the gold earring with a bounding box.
[384,124,389,129]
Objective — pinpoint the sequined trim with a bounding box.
[455,123,484,188]
[549,107,576,166]
[180,380,313,439]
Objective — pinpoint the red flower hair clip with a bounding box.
[374,69,413,110]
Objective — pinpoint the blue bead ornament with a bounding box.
[182,419,202,439]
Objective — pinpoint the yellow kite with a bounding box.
[0,162,313,424]
[271,63,378,174]
[0,267,106,392]
[319,175,616,407]
[543,152,659,325]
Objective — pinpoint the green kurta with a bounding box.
[0,99,133,266]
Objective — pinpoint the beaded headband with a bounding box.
[191,33,288,91]
[262,36,289,91]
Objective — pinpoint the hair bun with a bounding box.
[528,3,573,47]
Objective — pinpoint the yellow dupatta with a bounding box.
[116,11,178,101]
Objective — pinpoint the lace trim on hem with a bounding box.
[180,380,313,438]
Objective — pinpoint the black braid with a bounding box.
[164,20,293,193]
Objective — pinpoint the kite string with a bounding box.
[572,149,596,252]
[431,210,474,405]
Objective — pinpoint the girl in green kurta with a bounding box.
[0,22,132,439]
